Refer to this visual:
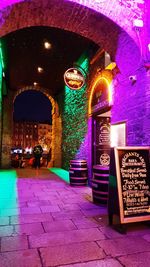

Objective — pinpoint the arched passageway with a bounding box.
[0,0,149,171]
[13,87,62,168]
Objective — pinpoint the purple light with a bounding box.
[0,0,22,9]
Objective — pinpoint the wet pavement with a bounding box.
[0,167,150,267]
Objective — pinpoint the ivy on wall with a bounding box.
[62,55,89,170]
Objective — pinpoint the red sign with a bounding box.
[64,68,85,90]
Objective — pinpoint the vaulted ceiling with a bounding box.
[3,26,99,97]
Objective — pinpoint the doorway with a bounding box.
[92,111,111,167]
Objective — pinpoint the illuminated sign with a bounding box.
[64,68,85,90]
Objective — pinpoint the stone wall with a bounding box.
[1,91,13,168]
[112,31,150,146]
[0,0,144,47]
[0,0,149,170]
[61,85,88,170]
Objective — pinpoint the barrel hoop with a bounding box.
[93,165,109,170]
[93,195,108,201]
[70,160,87,163]
[70,168,87,171]
[70,163,87,166]
[93,173,109,177]
[70,182,87,185]
[92,179,108,184]
[92,189,108,195]
[70,177,87,180]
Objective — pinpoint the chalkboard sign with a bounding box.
[114,147,150,224]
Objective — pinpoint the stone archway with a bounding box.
[0,0,147,170]
[13,86,62,168]
[0,0,142,59]
[1,85,62,168]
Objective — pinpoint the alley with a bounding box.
[0,168,150,267]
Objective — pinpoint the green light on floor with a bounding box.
[48,168,70,183]
[0,170,18,215]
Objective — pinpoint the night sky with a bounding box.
[13,90,52,124]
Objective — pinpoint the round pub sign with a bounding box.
[64,68,85,90]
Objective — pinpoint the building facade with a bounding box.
[13,121,52,152]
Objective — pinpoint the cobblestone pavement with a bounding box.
[0,168,150,267]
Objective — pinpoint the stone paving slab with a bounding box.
[99,226,125,239]
[14,222,44,235]
[62,197,88,204]
[27,200,51,207]
[59,258,123,267]
[0,208,19,216]
[0,249,42,267]
[20,207,42,214]
[0,217,9,226]
[29,228,105,248]
[40,241,105,266]
[51,210,85,221]
[118,251,150,267]
[1,168,150,267]
[40,204,61,212]
[10,213,53,224]
[42,219,77,233]
[0,200,27,208]
[0,225,14,237]
[78,202,101,210]
[81,208,106,217]
[97,236,150,257]
[1,235,28,252]
[58,203,81,211]
[72,217,100,229]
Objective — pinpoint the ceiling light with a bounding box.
[33,82,38,86]
[133,19,144,28]
[44,41,51,49]
[37,67,43,73]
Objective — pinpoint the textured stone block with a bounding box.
[29,228,105,248]
[40,241,105,266]
[10,213,53,224]
[14,222,44,235]
[0,225,14,237]
[97,236,150,257]
[119,252,150,267]
[42,219,77,233]
[1,235,28,252]
[59,258,123,267]
[0,249,42,267]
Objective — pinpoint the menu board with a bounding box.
[114,147,150,224]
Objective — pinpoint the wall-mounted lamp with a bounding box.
[129,75,137,85]
[133,19,144,29]
[144,63,150,71]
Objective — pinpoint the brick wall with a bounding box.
[0,0,144,48]
[0,0,149,169]
[112,31,150,146]
[0,0,127,58]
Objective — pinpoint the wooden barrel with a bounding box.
[92,165,109,204]
[69,160,88,186]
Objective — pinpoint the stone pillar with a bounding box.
[53,114,62,167]
[0,64,2,167]
[1,91,13,168]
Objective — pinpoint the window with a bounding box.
[110,122,126,147]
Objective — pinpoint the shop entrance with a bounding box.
[89,71,113,204]
[92,111,111,167]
